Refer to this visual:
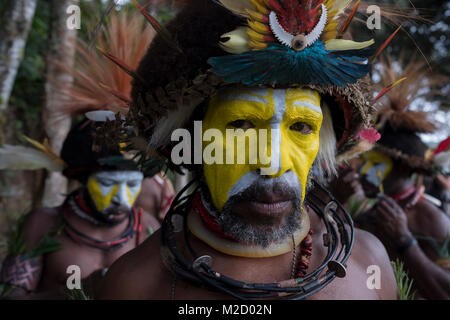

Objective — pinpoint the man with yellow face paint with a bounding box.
[0,121,160,299]
[99,0,399,300]
[355,123,450,300]
[359,151,393,197]
[193,87,321,254]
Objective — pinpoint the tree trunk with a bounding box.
[41,0,79,207]
[0,0,38,117]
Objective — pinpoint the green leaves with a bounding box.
[416,234,450,260]
[5,212,62,258]
[0,283,15,298]
[391,259,416,300]
[65,287,92,300]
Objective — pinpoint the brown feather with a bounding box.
[52,10,155,117]
[374,53,448,133]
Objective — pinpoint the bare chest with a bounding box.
[148,254,380,300]
[39,232,138,290]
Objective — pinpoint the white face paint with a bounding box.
[87,170,144,212]
[228,170,302,201]
[364,162,388,187]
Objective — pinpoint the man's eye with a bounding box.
[99,180,115,187]
[290,122,313,134]
[127,181,140,188]
[228,120,255,130]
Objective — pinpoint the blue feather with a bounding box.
[208,42,373,87]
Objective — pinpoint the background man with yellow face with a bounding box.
[0,121,160,299]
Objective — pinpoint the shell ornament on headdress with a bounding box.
[209,0,374,87]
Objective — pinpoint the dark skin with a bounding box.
[134,174,175,223]
[329,166,365,206]
[373,195,450,299]
[3,197,160,300]
[98,204,397,300]
[360,165,450,299]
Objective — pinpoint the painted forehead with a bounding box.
[91,171,144,182]
[213,87,322,114]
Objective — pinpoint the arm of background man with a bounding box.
[401,242,450,299]
[375,196,450,300]
[412,200,450,260]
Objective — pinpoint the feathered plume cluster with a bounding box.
[375,53,448,134]
[208,0,375,87]
[55,10,155,120]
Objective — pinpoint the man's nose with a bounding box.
[255,129,294,178]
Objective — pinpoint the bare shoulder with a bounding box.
[353,228,392,267]
[98,230,171,299]
[22,207,60,251]
[352,228,398,299]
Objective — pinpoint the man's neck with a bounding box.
[187,205,311,258]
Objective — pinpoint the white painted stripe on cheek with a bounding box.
[227,171,260,199]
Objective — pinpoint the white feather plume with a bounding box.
[149,104,198,149]
[0,145,64,172]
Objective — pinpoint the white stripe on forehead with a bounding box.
[91,171,143,182]
[218,88,269,104]
[293,101,322,114]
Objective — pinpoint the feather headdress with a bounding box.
[209,0,375,87]
[371,53,448,171]
[374,53,447,134]
[118,0,430,173]
[56,9,155,121]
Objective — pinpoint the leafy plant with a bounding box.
[0,283,15,298]
[391,259,416,300]
[415,234,450,260]
[5,212,62,258]
[65,287,92,300]
[347,196,377,219]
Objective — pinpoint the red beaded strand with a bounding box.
[295,229,313,278]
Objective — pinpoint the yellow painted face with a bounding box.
[360,151,393,188]
[87,171,144,212]
[202,87,323,211]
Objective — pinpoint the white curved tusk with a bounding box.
[269,11,293,47]
[269,4,327,49]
